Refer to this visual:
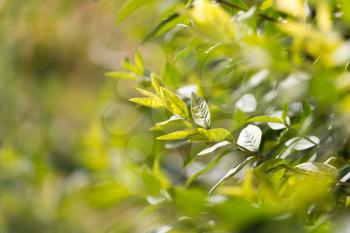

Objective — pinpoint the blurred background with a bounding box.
[0,1,172,232]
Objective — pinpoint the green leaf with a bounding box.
[143,13,186,42]
[156,129,198,140]
[105,71,138,80]
[121,57,138,73]
[116,0,153,24]
[134,50,144,74]
[129,97,163,108]
[209,156,256,195]
[246,116,284,124]
[193,128,232,142]
[156,115,184,126]
[162,63,181,87]
[191,93,210,128]
[151,73,162,96]
[294,162,337,179]
[153,154,170,189]
[260,0,273,10]
[174,46,194,63]
[151,115,190,131]
[160,87,189,118]
[136,88,159,99]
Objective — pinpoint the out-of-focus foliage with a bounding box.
[111,0,350,232]
[2,0,350,232]
[0,0,172,232]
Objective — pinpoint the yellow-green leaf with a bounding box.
[105,71,138,80]
[116,0,153,24]
[246,116,284,124]
[134,50,144,74]
[190,0,235,42]
[151,73,162,96]
[160,87,189,118]
[193,128,232,142]
[129,97,163,108]
[260,0,273,10]
[136,88,159,99]
[156,129,198,140]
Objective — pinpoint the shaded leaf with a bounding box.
[191,93,210,128]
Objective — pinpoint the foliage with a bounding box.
[110,0,350,232]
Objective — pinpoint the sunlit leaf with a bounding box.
[340,170,350,183]
[267,111,289,130]
[129,97,163,108]
[116,0,153,24]
[260,0,273,10]
[246,116,284,124]
[153,154,170,189]
[177,85,198,99]
[197,141,231,156]
[190,0,235,42]
[285,136,319,151]
[105,71,138,80]
[152,115,190,131]
[248,69,269,87]
[160,87,189,118]
[237,125,262,152]
[194,128,232,142]
[191,93,210,128]
[156,129,198,140]
[151,73,162,96]
[235,94,257,113]
[134,50,144,74]
[294,162,337,178]
[136,88,159,99]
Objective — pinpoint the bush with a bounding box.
[112,0,350,232]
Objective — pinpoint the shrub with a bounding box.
[112,0,350,232]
